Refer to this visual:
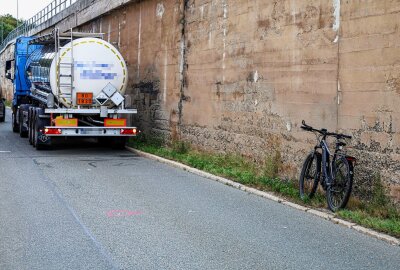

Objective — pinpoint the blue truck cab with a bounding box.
[5,37,41,131]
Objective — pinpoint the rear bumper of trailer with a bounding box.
[43,126,138,136]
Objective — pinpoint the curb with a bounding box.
[125,146,400,246]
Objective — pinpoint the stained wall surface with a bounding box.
[0,46,15,100]
[1,0,400,202]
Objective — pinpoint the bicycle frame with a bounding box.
[320,139,333,187]
[300,120,355,211]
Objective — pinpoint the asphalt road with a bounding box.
[0,108,399,270]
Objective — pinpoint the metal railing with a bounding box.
[0,0,78,51]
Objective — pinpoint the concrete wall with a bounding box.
[1,0,400,203]
[0,46,15,100]
[75,0,184,139]
[177,0,400,203]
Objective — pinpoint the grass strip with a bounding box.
[338,210,400,237]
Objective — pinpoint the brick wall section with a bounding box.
[1,0,400,203]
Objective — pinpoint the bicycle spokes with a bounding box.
[327,157,353,211]
[299,152,320,200]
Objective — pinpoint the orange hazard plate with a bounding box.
[104,118,127,127]
[76,92,93,105]
[55,118,78,127]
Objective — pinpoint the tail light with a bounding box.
[346,156,357,166]
[120,128,137,135]
[44,128,62,135]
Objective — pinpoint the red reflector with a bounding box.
[44,128,62,135]
[120,128,137,135]
[346,156,357,166]
[346,156,357,162]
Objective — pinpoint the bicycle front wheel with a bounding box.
[326,156,353,211]
[299,151,321,200]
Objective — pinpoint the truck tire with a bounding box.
[32,109,37,148]
[0,104,4,122]
[19,105,29,138]
[28,107,34,145]
[33,108,50,150]
[12,111,19,133]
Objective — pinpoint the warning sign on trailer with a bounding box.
[76,92,93,105]
[95,92,109,105]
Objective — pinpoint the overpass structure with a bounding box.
[1,0,137,52]
[0,0,78,52]
[0,0,400,204]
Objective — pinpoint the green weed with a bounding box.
[338,210,400,237]
[4,99,11,107]
[337,173,400,237]
[263,151,282,179]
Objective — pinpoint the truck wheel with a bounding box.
[34,108,50,150]
[0,105,4,122]
[28,108,33,145]
[19,106,29,138]
[12,111,19,133]
[32,110,37,148]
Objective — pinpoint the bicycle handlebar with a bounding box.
[301,120,352,139]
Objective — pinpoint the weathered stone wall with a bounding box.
[181,0,339,176]
[181,0,400,204]
[179,0,400,203]
[1,0,400,203]
[0,46,15,100]
[339,1,400,201]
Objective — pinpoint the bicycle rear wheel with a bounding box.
[326,156,353,211]
[299,151,321,200]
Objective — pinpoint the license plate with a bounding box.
[80,129,100,135]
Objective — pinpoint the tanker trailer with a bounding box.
[5,29,137,149]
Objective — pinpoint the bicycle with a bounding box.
[299,120,356,212]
